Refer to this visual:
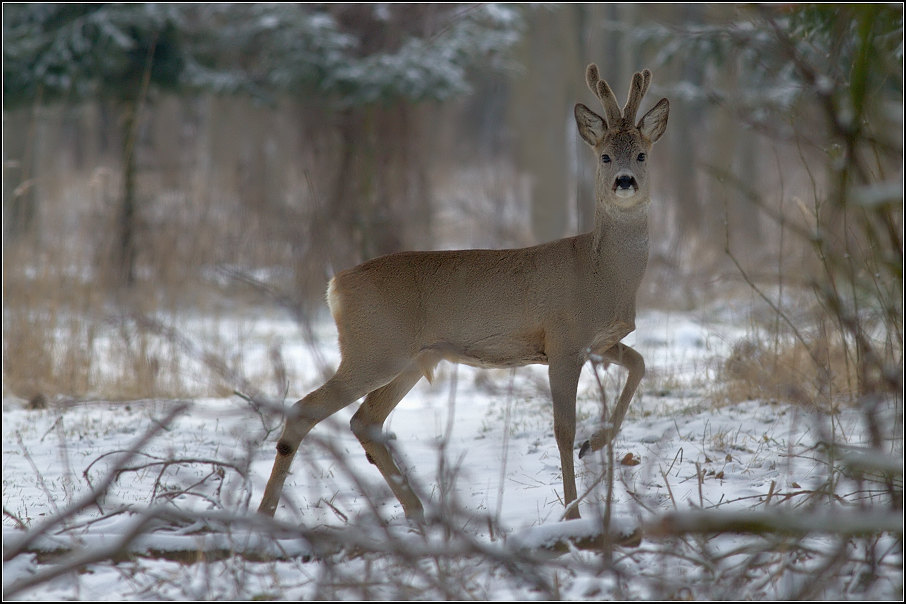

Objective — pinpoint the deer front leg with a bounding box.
[549,356,583,520]
[579,343,645,459]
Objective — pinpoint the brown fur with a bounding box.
[257,65,670,522]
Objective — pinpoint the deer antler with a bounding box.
[622,69,651,125]
[585,63,622,127]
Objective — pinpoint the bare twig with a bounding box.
[3,404,188,562]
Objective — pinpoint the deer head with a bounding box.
[574,65,669,211]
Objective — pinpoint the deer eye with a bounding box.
[601,154,611,163]
[637,153,646,162]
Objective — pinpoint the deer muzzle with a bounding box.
[613,173,638,198]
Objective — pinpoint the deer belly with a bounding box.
[422,329,548,369]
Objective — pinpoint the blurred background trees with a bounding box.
[3,7,900,595]
[3,3,523,295]
[3,4,188,284]
[2,3,902,404]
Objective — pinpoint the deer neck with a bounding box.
[591,199,650,266]
[583,199,649,328]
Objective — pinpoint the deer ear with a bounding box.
[638,98,669,144]
[575,103,607,146]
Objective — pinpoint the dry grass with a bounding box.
[1,164,251,400]
[716,327,862,412]
[3,235,98,399]
[0,126,536,402]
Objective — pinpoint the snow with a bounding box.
[2,305,902,599]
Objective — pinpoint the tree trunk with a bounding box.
[118,99,139,287]
[2,106,39,241]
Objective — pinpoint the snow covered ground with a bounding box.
[3,305,902,599]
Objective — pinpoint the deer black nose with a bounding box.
[615,175,634,189]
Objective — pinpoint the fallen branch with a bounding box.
[648,509,903,538]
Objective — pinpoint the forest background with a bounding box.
[2,4,902,599]
[3,4,901,400]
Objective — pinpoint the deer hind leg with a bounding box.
[257,360,403,517]
[579,343,645,459]
[350,363,425,521]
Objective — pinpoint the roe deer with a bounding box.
[258,64,669,522]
